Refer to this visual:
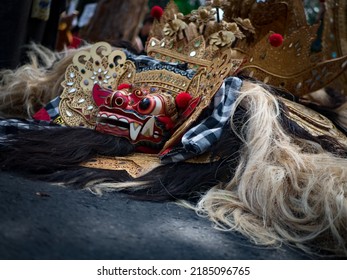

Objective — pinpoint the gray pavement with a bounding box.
[0,171,311,259]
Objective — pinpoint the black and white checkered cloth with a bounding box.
[44,96,61,120]
[161,76,242,163]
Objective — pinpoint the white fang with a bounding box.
[130,122,142,141]
[141,117,155,137]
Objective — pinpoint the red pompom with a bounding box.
[269,33,283,47]
[117,83,131,90]
[151,5,163,20]
[175,92,192,109]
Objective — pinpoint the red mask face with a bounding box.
[92,84,177,149]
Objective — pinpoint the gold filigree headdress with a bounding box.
[147,0,347,97]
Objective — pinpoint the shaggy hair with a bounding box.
[194,82,347,256]
[0,42,137,119]
[0,44,73,118]
[1,45,347,257]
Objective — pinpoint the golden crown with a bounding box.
[146,0,347,97]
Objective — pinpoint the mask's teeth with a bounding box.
[130,122,142,141]
[117,117,129,130]
[108,115,118,128]
[141,117,155,137]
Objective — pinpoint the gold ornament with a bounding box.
[147,0,347,97]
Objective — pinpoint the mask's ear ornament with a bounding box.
[92,83,113,107]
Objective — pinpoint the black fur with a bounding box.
[0,117,243,201]
[0,126,135,173]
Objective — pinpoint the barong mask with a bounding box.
[59,41,240,151]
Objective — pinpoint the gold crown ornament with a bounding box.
[146,0,347,97]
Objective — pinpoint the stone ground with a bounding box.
[0,171,313,260]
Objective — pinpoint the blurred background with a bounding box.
[0,0,326,69]
[0,0,203,69]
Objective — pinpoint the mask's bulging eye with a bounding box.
[137,96,165,115]
[137,97,155,114]
[139,98,151,110]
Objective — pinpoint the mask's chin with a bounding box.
[95,108,170,150]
